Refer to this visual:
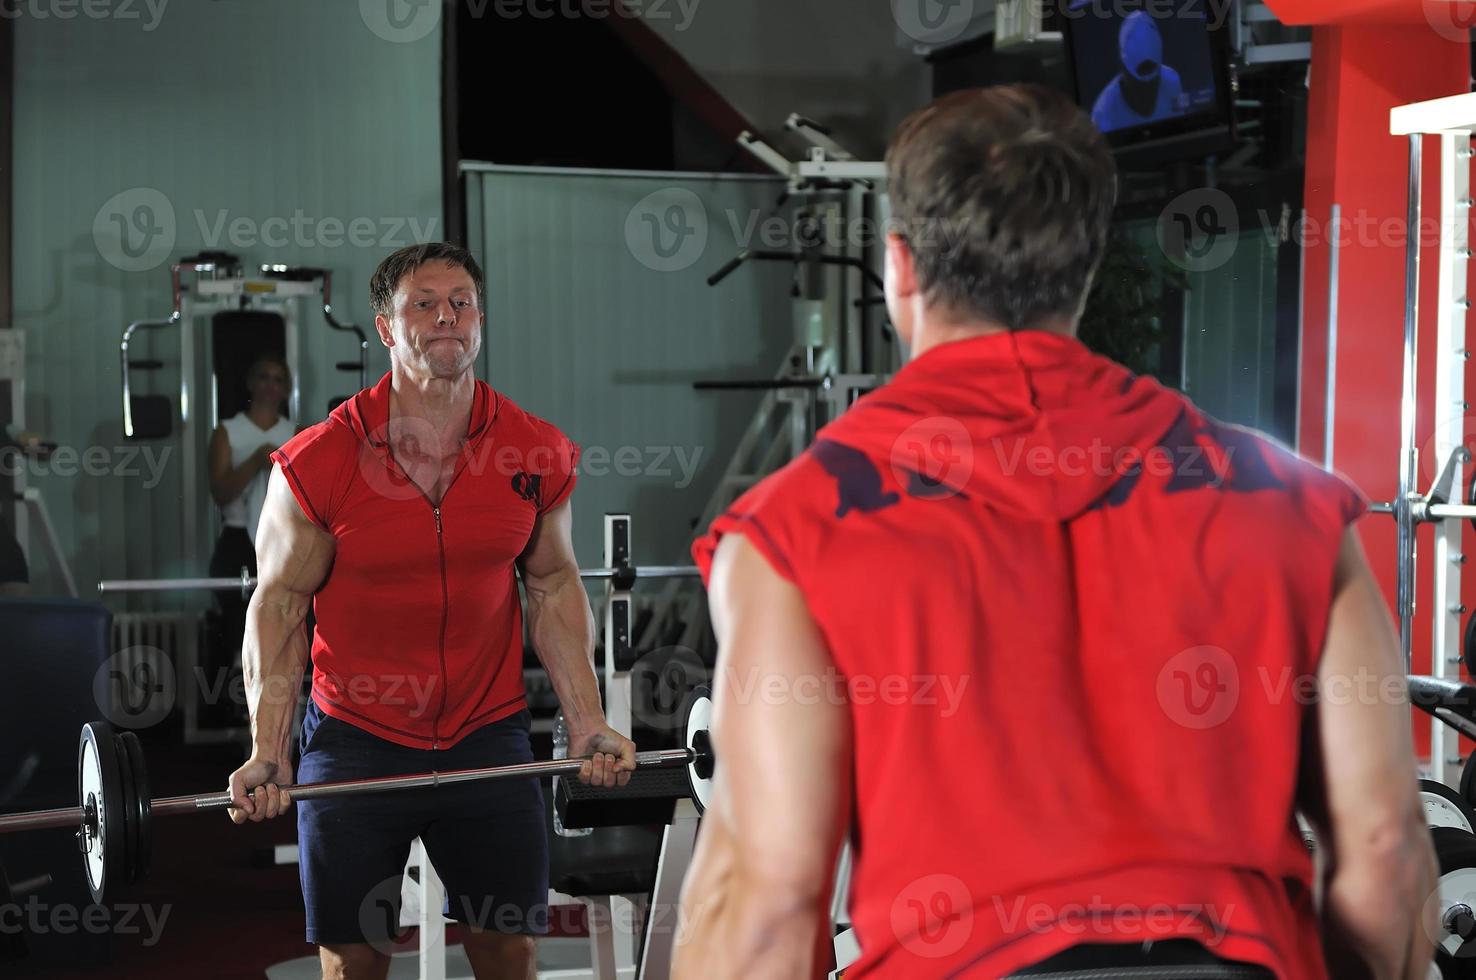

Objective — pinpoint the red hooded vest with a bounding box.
[272,372,579,750]
[694,331,1363,979]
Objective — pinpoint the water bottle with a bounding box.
[552,710,592,838]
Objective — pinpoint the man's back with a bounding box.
[696,330,1361,977]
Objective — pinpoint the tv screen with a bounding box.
[1065,0,1233,154]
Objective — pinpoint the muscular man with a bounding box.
[226,242,636,980]
[674,86,1436,979]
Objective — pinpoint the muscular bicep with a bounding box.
[519,500,579,585]
[1304,528,1422,839]
[705,533,851,894]
[254,466,335,603]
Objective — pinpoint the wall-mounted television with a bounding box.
[1064,0,1237,163]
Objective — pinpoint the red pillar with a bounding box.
[1263,11,1468,753]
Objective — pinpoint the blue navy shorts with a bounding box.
[295,700,549,946]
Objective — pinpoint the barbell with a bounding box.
[96,564,702,596]
[0,695,717,906]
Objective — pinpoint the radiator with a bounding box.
[106,613,193,729]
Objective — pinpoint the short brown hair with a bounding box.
[369,242,485,317]
[246,353,291,389]
[886,84,1117,331]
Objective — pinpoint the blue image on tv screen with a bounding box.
[1068,0,1221,135]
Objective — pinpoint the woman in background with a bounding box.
[206,354,295,723]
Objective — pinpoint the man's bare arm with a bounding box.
[1303,529,1437,979]
[520,500,634,787]
[673,534,851,979]
[226,465,335,822]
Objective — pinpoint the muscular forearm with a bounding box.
[525,566,601,731]
[676,813,833,979]
[242,586,311,763]
[677,876,830,978]
[1321,818,1438,980]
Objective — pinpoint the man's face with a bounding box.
[376,260,483,379]
[248,361,289,408]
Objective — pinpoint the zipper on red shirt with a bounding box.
[380,430,484,751]
[427,448,482,750]
[432,505,450,750]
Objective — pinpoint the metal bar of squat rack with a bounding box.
[1397,133,1424,669]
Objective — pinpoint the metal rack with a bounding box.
[1387,93,1476,788]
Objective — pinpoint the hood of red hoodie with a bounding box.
[818,330,1190,522]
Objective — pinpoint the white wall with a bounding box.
[13,1,442,597]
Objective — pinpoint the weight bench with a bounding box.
[396,783,696,980]
[1409,674,1476,740]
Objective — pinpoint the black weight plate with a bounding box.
[120,732,150,885]
[1465,609,1476,681]
[1462,756,1476,816]
[112,730,137,888]
[1433,827,1476,977]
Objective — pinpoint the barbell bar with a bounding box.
[96,564,702,595]
[0,697,717,906]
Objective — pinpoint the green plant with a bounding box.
[1078,227,1188,376]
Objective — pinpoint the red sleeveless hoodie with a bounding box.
[273,372,578,749]
[693,331,1363,979]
